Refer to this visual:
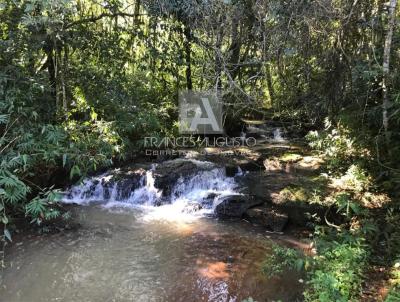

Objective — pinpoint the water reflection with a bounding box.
[1,206,303,302]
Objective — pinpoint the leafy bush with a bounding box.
[304,229,369,302]
[332,165,371,193]
[262,245,305,276]
[384,258,400,302]
[0,74,124,243]
[306,119,370,171]
[262,230,369,302]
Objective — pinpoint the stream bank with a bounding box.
[2,124,332,302]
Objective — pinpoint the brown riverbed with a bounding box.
[1,205,304,302]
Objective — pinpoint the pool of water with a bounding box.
[1,205,303,302]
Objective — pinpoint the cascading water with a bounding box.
[3,161,303,302]
[272,127,285,142]
[121,164,161,206]
[62,159,243,220]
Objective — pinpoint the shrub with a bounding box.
[262,245,305,276]
[304,230,369,302]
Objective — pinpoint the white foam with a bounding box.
[62,160,244,222]
[271,128,286,142]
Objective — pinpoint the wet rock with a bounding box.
[215,195,263,218]
[153,159,216,197]
[109,168,146,200]
[245,206,289,232]
[225,165,239,177]
[245,125,270,138]
[238,158,265,172]
[202,192,218,207]
[115,177,144,200]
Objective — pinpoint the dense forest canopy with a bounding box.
[1,0,400,300]
[3,0,400,123]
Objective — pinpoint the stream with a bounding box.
[1,158,303,302]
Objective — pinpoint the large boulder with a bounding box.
[215,194,263,218]
[114,176,144,200]
[245,205,289,232]
[107,167,147,200]
[153,159,216,197]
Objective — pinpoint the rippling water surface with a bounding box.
[1,205,302,302]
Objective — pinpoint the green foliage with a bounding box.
[1,0,400,299]
[383,208,400,259]
[334,193,363,218]
[304,230,369,302]
[0,70,124,239]
[338,165,371,193]
[262,244,305,276]
[25,189,61,224]
[386,289,400,302]
[263,230,369,302]
[306,120,368,171]
[386,260,400,302]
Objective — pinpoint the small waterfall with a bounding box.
[62,160,243,219]
[235,166,245,176]
[127,165,161,206]
[272,128,285,142]
[63,174,115,204]
[240,131,246,143]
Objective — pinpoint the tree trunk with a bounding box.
[183,24,193,90]
[228,7,241,80]
[43,38,57,106]
[46,49,57,103]
[382,0,397,141]
[215,16,224,90]
[54,39,59,111]
[61,46,68,112]
[265,63,275,106]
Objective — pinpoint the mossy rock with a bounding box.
[279,152,303,163]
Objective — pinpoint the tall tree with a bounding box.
[382,0,398,141]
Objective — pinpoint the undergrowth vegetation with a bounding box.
[2,0,400,300]
[263,230,369,302]
[262,121,400,301]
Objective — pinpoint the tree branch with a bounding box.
[66,12,146,29]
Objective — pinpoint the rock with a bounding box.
[108,168,146,200]
[263,157,284,172]
[225,165,239,177]
[294,156,324,171]
[202,192,218,207]
[245,205,289,232]
[238,158,265,172]
[215,194,263,218]
[115,175,145,200]
[153,159,216,197]
[277,201,328,227]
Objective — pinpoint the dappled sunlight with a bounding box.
[3,0,400,300]
[197,260,230,280]
[295,156,324,171]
